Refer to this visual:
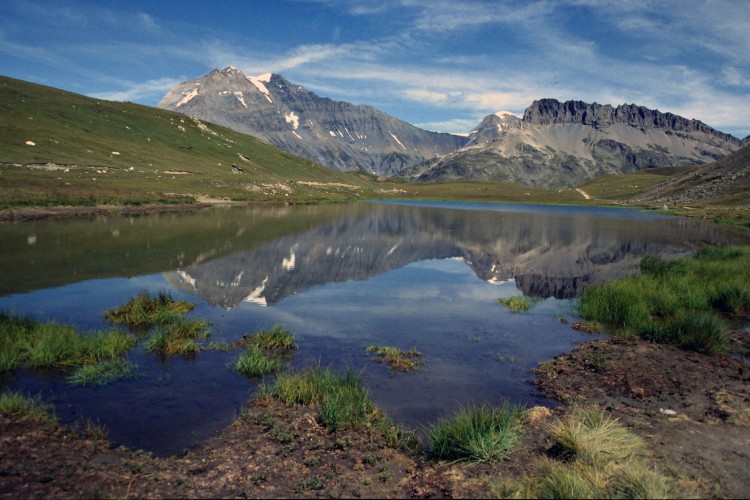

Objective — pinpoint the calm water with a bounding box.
[1,201,749,456]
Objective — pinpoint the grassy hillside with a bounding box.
[2,75,736,214]
[0,75,381,208]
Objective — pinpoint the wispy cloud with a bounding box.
[90,77,185,102]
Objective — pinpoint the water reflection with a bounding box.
[159,201,750,305]
[1,201,748,456]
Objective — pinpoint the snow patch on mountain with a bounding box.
[285,111,299,130]
[247,74,272,103]
[176,88,198,107]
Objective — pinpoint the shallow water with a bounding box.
[1,201,748,455]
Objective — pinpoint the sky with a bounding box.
[1,0,748,138]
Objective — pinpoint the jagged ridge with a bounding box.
[410,99,741,189]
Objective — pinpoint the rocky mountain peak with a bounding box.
[159,68,467,175]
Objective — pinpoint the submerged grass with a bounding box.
[493,406,685,498]
[579,245,750,353]
[68,358,139,386]
[365,345,424,372]
[429,403,526,463]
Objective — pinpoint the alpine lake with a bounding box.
[2,200,749,456]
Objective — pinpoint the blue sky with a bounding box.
[1,0,748,138]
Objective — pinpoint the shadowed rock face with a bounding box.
[409,100,740,188]
[158,67,466,176]
[162,203,750,308]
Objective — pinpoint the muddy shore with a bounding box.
[2,324,748,498]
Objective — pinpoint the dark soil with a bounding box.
[2,329,749,498]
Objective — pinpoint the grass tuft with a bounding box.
[498,296,534,311]
[234,324,297,378]
[0,391,56,422]
[103,291,194,328]
[270,367,408,439]
[143,316,210,357]
[493,406,686,498]
[429,402,526,463]
[234,345,282,377]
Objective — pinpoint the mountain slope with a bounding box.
[409,99,741,189]
[158,67,467,176]
[0,75,381,209]
[633,144,750,207]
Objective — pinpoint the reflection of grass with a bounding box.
[429,402,525,463]
[0,391,56,422]
[103,291,194,328]
[493,406,685,498]
[579,246,750,353]
[68,358,139,386]
[365,345,424,372]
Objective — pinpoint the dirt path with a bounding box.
[575,187,592,200]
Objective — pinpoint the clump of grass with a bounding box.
[0,312,136,371]
[498,296,534,311]
[365,345,424,372]
[579,246,750,353]
[255,324,297,350]
[493,406,686,498]
[103,291,194,327]
[271,367,392,435]
[234,345,282,376]
[68,358,139,386]
[234,324,297,378]
[429,402,526,463]
[143,316,210,357]
[0,391,56,422]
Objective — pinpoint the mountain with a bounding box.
[158,67,467,176]
[632,143,750,207]
[408,99,741,189]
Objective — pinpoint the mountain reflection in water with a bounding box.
[163,201,750,305]
[1,201,749,456]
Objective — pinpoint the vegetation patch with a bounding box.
[498,295,537,311]
[579,246,750,353]
[267,367,414,447]
[493,406,685,498]
[234,324,297,377]
[0,391,56,423]
[0,312,135,372]
[429,402,526,463]
[143,315,211,357]
[365,345,424,372]
[103,291,194,328]
[68,358,139,386]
